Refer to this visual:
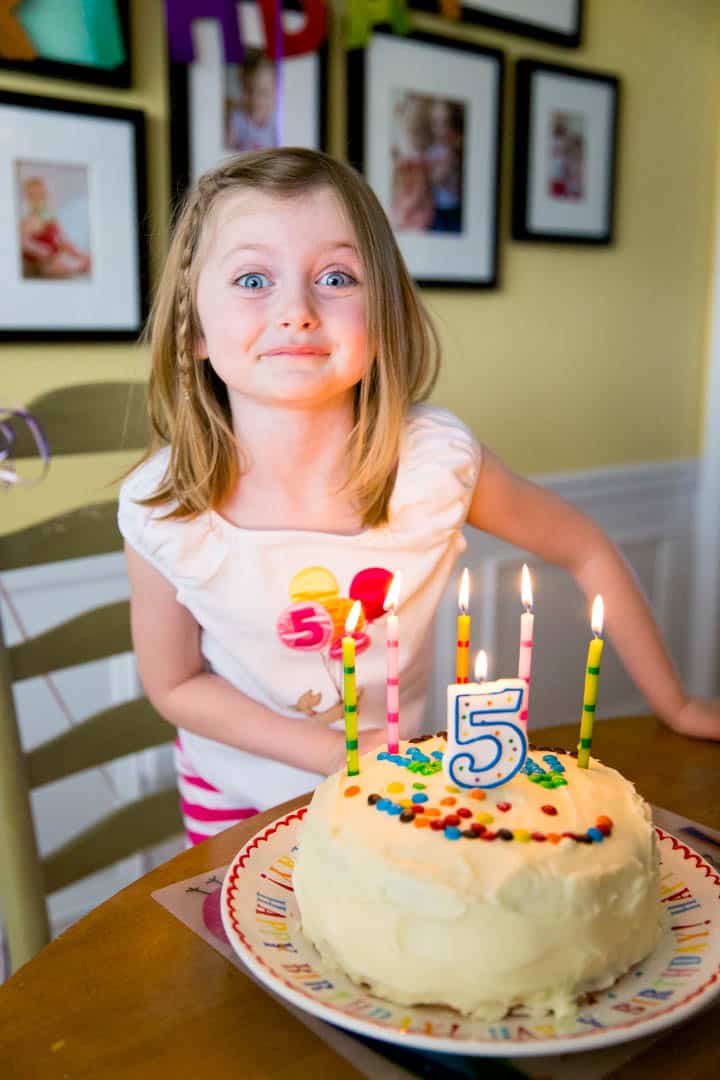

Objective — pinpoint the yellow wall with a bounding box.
[4,0,720,532]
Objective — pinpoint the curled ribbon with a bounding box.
[0,407,50,487]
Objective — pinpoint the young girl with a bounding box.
[120,147,719,846]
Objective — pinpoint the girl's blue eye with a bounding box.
[236,272,270,289]
[318,270,356,287]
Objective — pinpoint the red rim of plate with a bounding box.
[222,813,720,1052]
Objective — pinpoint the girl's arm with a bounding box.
[125,544,384,773]
[467,448,720,739]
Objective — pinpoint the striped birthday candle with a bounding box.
[342,601,362,775]
[577,596,605,769]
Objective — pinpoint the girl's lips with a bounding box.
[264,347,329,356]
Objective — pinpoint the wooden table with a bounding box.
[1,715,719,1079]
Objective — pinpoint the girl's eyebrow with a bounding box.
[221,241,360,262]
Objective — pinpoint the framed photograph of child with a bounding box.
[169,0,328,200]
[410,0,583,48]
[0,90,148,342]
[512,60,620,245]
[347,30,504,289]
[0,0,132,87]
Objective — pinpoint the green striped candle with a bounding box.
[577,596,605,769]
[342,601,362,776]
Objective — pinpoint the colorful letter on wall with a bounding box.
[163,0,328,64]
[258,0,327,61]
[345,0,409,49]
[163,0,245,63]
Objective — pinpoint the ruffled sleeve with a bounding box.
[389,405,482,542]
[117,448,228,590]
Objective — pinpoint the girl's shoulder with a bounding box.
[117,446,226,587]
[119,445,172,505]
[390,405,482,533]
[402,403,482,468]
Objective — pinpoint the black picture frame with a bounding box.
[169,0,328,204]
[347,29,504,289]
[0,90,149,343]
[0,0,132,88]
[512,59,620,245]
[410,0,583,48]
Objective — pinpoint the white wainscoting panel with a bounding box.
[425,459,697,732]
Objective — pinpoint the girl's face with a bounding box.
[194,187,369,411]
[244,64,275,124]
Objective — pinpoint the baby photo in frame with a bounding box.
[347,30,504,289]
[512,59,620,244]
[0,90,148,342]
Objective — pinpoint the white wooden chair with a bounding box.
[0,383,182,974]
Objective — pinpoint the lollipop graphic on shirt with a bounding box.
[276,565,393,715]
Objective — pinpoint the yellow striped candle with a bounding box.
[342,600,362,776]
[577,596,605,769]
[456,567,471,684]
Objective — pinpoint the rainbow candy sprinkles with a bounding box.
[341,738,615,845]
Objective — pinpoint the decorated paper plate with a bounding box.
[220,809,720,1056]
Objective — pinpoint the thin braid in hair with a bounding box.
[176,194,205,399]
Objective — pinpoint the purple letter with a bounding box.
[163,0,244,63]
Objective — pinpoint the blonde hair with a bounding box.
[137,147,441,527]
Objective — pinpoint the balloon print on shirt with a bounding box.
[276,565,393,719]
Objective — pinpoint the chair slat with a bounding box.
[9,600,133,682]
[0,639,50,970]
[26,698,173,788]
[10,382,150,457]
[42,788,183,896]
[0,502,123,571]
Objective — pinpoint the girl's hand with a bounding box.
[666,698,720,741]
[315,689,365,725]
[357,727,391,757]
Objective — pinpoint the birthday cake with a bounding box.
[293,734,663,1020]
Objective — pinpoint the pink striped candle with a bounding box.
[384,574,402,753]
[517,564,534,730]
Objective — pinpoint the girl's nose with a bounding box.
[276,287,320,331]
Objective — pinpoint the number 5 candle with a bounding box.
[577,596,605,769]
[456,567,471,684]
[383,573,402,754]
[342,601,362,776]
[445,651,528,789]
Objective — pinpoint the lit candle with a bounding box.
[577,596,605,769]
[445,650,528,789]
[342,601,362,776]
[384,573,402,753]
[518,564,534,730]
[456,567,471,684]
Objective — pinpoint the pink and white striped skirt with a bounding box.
[173,736,259,846]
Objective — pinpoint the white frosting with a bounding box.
[293,737,663,1019]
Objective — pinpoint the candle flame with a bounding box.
[345,600,363,635]
[591,595,604,636]
[521,563,533,610]
[458,567,470,613]
[384,572,402,613]
[474,650,488,682]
